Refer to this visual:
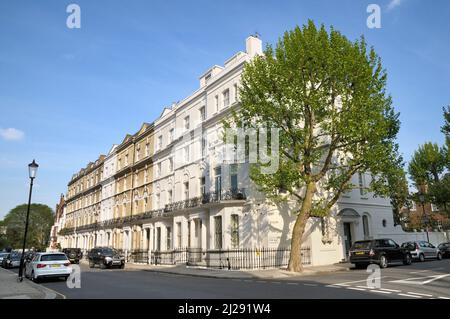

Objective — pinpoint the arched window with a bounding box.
[362,215,370,239]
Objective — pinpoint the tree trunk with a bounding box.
[287,182,316,272]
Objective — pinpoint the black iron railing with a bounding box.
[58,188,247,236]
[148,247,311,270]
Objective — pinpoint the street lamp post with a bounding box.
[18,160,39,282]
[418,193,430,243]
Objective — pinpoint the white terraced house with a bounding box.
[51,35,445,268]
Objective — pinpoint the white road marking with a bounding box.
[333,277,384,286]
[398,293,423,298]
[438,296,450,299]
[287,282,299,285]
[407,292,433,297]
[379,288,401,293]
[357,286,374,289]
[390,274,450,285]
[325,285,342,288]
[304,283,318,287]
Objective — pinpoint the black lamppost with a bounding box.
[18,160,39,282]
[418,193,430,242]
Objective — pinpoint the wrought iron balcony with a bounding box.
[58,188,246,236]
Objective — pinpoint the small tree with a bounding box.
[3,204,54,251]
[233,21,401,272]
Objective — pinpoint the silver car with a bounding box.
[401,241,443,261]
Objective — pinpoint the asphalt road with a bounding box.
[12,258,450,299]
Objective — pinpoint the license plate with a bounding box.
[355,252,365,255]
[51,264,60,268]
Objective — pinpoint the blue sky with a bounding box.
[0,0,449,219]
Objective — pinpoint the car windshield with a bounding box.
[11,254,21,260]
[352,241,372,249]
[102,249,117,256]
[40,254,68,261]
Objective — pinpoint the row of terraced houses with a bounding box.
[48,35,443,269]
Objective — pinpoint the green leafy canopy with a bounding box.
[230,20,401,218]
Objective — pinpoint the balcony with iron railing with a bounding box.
[58,188,247,236]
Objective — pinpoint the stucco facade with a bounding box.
[51,35,447,267]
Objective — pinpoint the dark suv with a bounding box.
[349,238,412,268]
[62,248,83,264]
[88,247,125,269]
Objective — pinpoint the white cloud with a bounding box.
[387,0,403,11]
[0,128,25,141]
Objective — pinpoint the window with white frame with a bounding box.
[358,172,366,196]
[157,162,162,177]
[200,106,206,121]
[202,136,207,157]
[145,142,149,156]
[223,89,230,107]
[169,158,173,172]
[136,147,140,162]
[184,182,189,200]
[166,226,172,250]
[184,116,190,131]
[157,135,163,150]
[231,214,239,249]
[168,189,173,204]
[215,95,219,112]
[169,128,174,143]
[200,176,206,196]
[156,193,160,209]
[214,216,223,249]
[176,222,182,247]
[184,145,190,163]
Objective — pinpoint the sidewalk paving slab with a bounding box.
[0,268,65,299]
[124,262,352,280]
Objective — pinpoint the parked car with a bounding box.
[88,247,125,269]
[349,239,412,268]
[62,248,83,264]
[24,252,72,283]
[0,252,9,264]
[401,241,442,261]
[438,242,450,258]
[1,252,22,269]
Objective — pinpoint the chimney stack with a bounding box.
[246,34,263,58]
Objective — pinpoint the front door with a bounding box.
[343,222,353,259]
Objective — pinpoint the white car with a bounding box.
[25,252,72,282]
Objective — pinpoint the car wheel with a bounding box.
[419,253,425,262]
[120,263,125,269]
[379,255,388,268]
[437,252,442,260]
[403,254,412,265]
[31,271,39,283]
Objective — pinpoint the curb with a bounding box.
[2,268,66,299]
[140,265,352,280]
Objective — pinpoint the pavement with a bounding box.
[0,267,64,299]
[122,262,351,279]
[29,258,450,299]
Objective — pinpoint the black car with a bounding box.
[349,238,412,268]
[438,242,450,258]
[1,252,22,269]
[63,248,83,264]
[88,247,125,269]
